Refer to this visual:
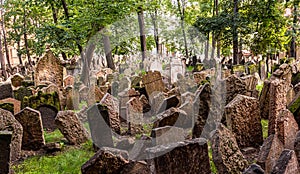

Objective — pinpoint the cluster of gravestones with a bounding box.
[0,50,91,174]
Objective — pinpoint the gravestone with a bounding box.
[146,138,211,174]
[170,58,184,83]
[120,161,150,174]
[99,93,120,134]
[156,95,180,114]
[37,105,58,132]
[14,107,44,150]
[240,75,259,98]
[0,82,13,100]
[63,75,74,87]
[243,164,264,174]
[225,94,263,148]
[0,98,21,115]
[0,109,23,162]
[193,83,211,138]
[268,79,287,136]
[150,60,163,72]
[259,80,271,119]
[126,97,143,135]
[149,92,165,114]
[232,64,246,76]
[259,60,267,80]
[295,131,300,164]
[270,149,299,174]
[55,111,88,145]
[13,86,33,108]
[225,75,247,104]
[81,147,129,174]
[277,109,299,150]
[87,104,113,148]
[0,131,12,174]
[257,134,284,173]
[152,107,188,129]
[119,77,131,93]
[150,126,185,146]
[34,50,63,89]
[142,71,165,97]
[11,73,24,88]
[211,124,248,173]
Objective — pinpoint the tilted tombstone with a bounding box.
[146,138,211,174]
[150,126,185,146]
[0,109,23,162]
[170,58,184,84]
[270,149,300,174]
[0,131,12,174]
[257,134,284,173]
[126,97,143,135]
[211,124,248,173]
[34,50,63,89]
[0,82,13,100]
[142,71,165,97]
[225,94,263,148]
[87,104,113,148]
[55,110,88,145]
[14,107,45,150]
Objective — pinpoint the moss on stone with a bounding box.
[0,103,14,113]
[23,91,60,111]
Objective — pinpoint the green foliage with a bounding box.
[13,141,94,174]
[261,119,269,139]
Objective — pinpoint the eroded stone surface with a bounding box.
[270,149,299,174]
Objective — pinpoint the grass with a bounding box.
[44,129,64,143]
[208,142,217,174]
[13,141,94,174]
[261,119,269,139]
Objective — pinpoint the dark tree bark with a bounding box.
[1,0,11,70]
[290,0,298,58]
[138,6,147,64]
[233,0,239,65]
[0,33,7,79]
[205,33,209,60]
[12,16,22,65]
[102,31,115,70]
[61,0,69,18]
[150,9,160,54]
[215,0,221,58]
[23,12,31,66]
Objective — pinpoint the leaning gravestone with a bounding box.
[225,94,263,148]
[225,74,247,104]
[34,49,63,89]
[0,109,23,162]
[276,109,299,150]
[270,149,299,174]
[37,105,58,132]
[13,86,33,109]
[0,82,13,100]
[126,97,143,135]
[170,58,184,83]
[211,124,248,173]
[243,164,264,174]
[14,107,45,150]
[150,126,185,146]
[146,138,211,174]
[142,71,165,97]
[259,80,271,119]
[87,104,114,148]
[0,131,12,174]
[257,134,284,173]
[55,111,88,145]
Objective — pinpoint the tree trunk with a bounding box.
[23,12,31,66]
[102,30,115,70]
[138,7,146,65]
[151,9,160,55]
[215,0,221,58]
[205,33,209,60]
[61,0,69,18]
[177,0,189,59]
[80,43,95,86]
[13,16,22,65]
[233,0,239,65]
[290,0,298,58]
[1,0,11,70]
[0,33,7,79]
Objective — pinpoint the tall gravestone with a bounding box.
[34,50,63,89]
[37,105,58,132]
[170,58,184,84]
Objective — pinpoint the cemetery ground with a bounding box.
[3,50,300,173]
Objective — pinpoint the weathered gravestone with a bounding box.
[152,107,188,129]
[37,105,58,132]
[99,93,120,134]
[240,75,259,98]
[156,95,180,114]
[11,73,24,88]
[193,83,211,138]
[257,134,284,173]
[243,164,264,174]
[225,74,247,104]
[87,104,113,148]
[268,79,287,136]
[142,71,165,97]
[14,107,44,150]
[120,161,150,174]
[13,86,33,109]
[63,75,74,87]
[0,109,23,162]
[34,50,63,89]
[55,111,88,145]
[276,109,299,150]
[146,138,211,174]
[170,58,184,84]
[81,147,129,174]
[126,97,143,135]
[0,131,12,174]
[0,82,13,100]
[211,124,248,173]
[270,149,299,174]
[259,80,271,119]
[150,126,185,146]
[225,94,263,148]
[0,98,21,115]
